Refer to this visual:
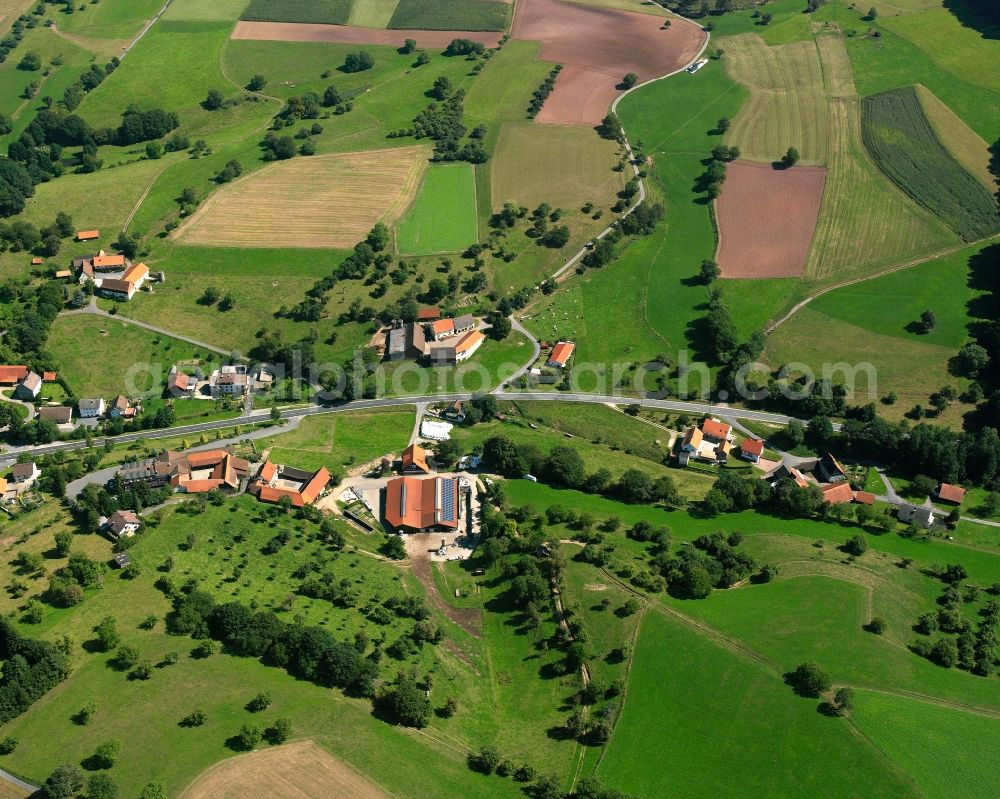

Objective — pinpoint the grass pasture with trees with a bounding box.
[46,314,209,400]
[860,86,1000,241]
[599,611,920,799]
[396,163,478,255]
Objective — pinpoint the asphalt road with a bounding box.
[2,389,819,469]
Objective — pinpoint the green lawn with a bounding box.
[598,610,920,798]
[807,242,997,348]
[261,408,416,474]
[882,4,1000,94]
[397,164,479,255]
[78,20,235,128]
[765,241,997,424]
[47,314,212,399]
[677,575,1000,711]
[54,0,164,41]
[852,689,1000,799]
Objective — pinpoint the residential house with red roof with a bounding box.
[248,461,331,507]
[547,341,575,369]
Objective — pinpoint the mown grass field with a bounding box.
[78,20,234,128]
[179,740,393,799]
[804,242,996,348]
[599,611,920,799]
[718,27,958,282]
[47,314,211,399]
[723,34,832,165]
[17,154,174,233]
[882,4,1000,94]
[765,241,996,423]
[261,408,415,473]
[396,164,478,255]
[835,4,1000,140]
[680,575,1000,711]
[174,146,429,249]
[860,86,1000,241]
[53,0,163,42]
[764,306,969,423]
[491,124,626,212]
[851,689,1000,799]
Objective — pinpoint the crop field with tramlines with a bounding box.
[860,86,1000,241]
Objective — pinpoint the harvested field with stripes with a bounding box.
[723,34,831,165]
[173,146,429,249]
[715,161,826,278]
[179,740,393,799]
[804,96,958,281]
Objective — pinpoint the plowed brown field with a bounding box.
[715,161,827,278]
[510,0,706,125]
[173,146,429,249]
[179,740,393,799]
[231,20,502,48]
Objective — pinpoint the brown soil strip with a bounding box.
[510,0,706,126]
[715,160,827,278]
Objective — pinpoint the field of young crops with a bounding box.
[860,86,1000,242]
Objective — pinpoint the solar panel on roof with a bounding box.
[439,479,456,521]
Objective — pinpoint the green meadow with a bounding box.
[599,611,919,798]
[397,164,479,255]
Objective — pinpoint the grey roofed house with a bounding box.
[14,371,41,399]
[78,398,104,413]
[112,552,131,569]
[38,406,73,424]
[453,313,476,332]
[387,322,407,361]
[898,502,935,529]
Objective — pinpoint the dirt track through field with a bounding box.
[173,145,429,249]
[510,0,706,125]
[179,740,394,799]
[715,160,827,278]
[231,20,502,48]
